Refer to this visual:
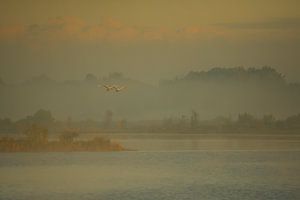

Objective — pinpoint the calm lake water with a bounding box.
[0,150,299,200]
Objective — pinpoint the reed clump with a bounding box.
[0,125,125,152]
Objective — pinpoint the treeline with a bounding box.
[159,112,300,134]
[0,72,133,87]
[1,109,300,134]
[161,66,287,85]
[0,109,127,134]
[0,124,125,152]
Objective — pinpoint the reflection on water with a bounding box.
[0,151,300,200]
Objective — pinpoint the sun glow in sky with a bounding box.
[0,0,300,83]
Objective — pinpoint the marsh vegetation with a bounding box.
[0,124,124,152]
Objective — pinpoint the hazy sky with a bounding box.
[1,0,300,83]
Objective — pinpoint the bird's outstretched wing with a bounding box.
[102,85,109,89]
[115,86,126,91]
[100,84,114,91]
[119,86,126,90]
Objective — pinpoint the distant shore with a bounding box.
[0,133,300,152]
[0,137,126,152]
[0,124,130,152]
[1,132,300,152]
[79,133,300,151]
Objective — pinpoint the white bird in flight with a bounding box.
[99,84,115,91]
[114,86,126,92]
[99,84,126,92]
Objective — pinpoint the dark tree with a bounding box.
[59,129,79,143]
[190,110,199,129]
[103,110,113,128]
[23,124,48,144]
[109,72,123,80]
[237,113,257,128]
[32,109,54,125]
[262,114,276,127]
[85,73,98,82]
[0,118,16,133]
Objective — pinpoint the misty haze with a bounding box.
[0,1,300,200]
[1,67,299,120]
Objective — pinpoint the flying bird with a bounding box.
[114,86,126,92]
[99,84,115,91]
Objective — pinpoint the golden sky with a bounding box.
[0,0,300,82]
[1,0,300,26]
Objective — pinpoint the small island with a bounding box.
[0,125,125,152]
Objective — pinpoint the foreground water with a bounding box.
[0,150,299,200]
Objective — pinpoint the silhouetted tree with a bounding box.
[0,118,16,133]
[178,115,188,129]
[262,114,276,127]
[118,119,127,129]
[15,109,54,133]
[23,124,48,144]
[32,109,54,124]
[237,113,257,128]
[166,66,286,85]
[163,117,174,129]
[85,73,98,83]
[109,72,123,80]
[59,129,79,143]
[190,110,199,128]
[284,114,300,129]
[103,110,113,128]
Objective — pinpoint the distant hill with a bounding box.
[0,73,157,120]
[0,68,299,120]
[23,74,58,86]
[161,66,286,85]
[158,67,300,119]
